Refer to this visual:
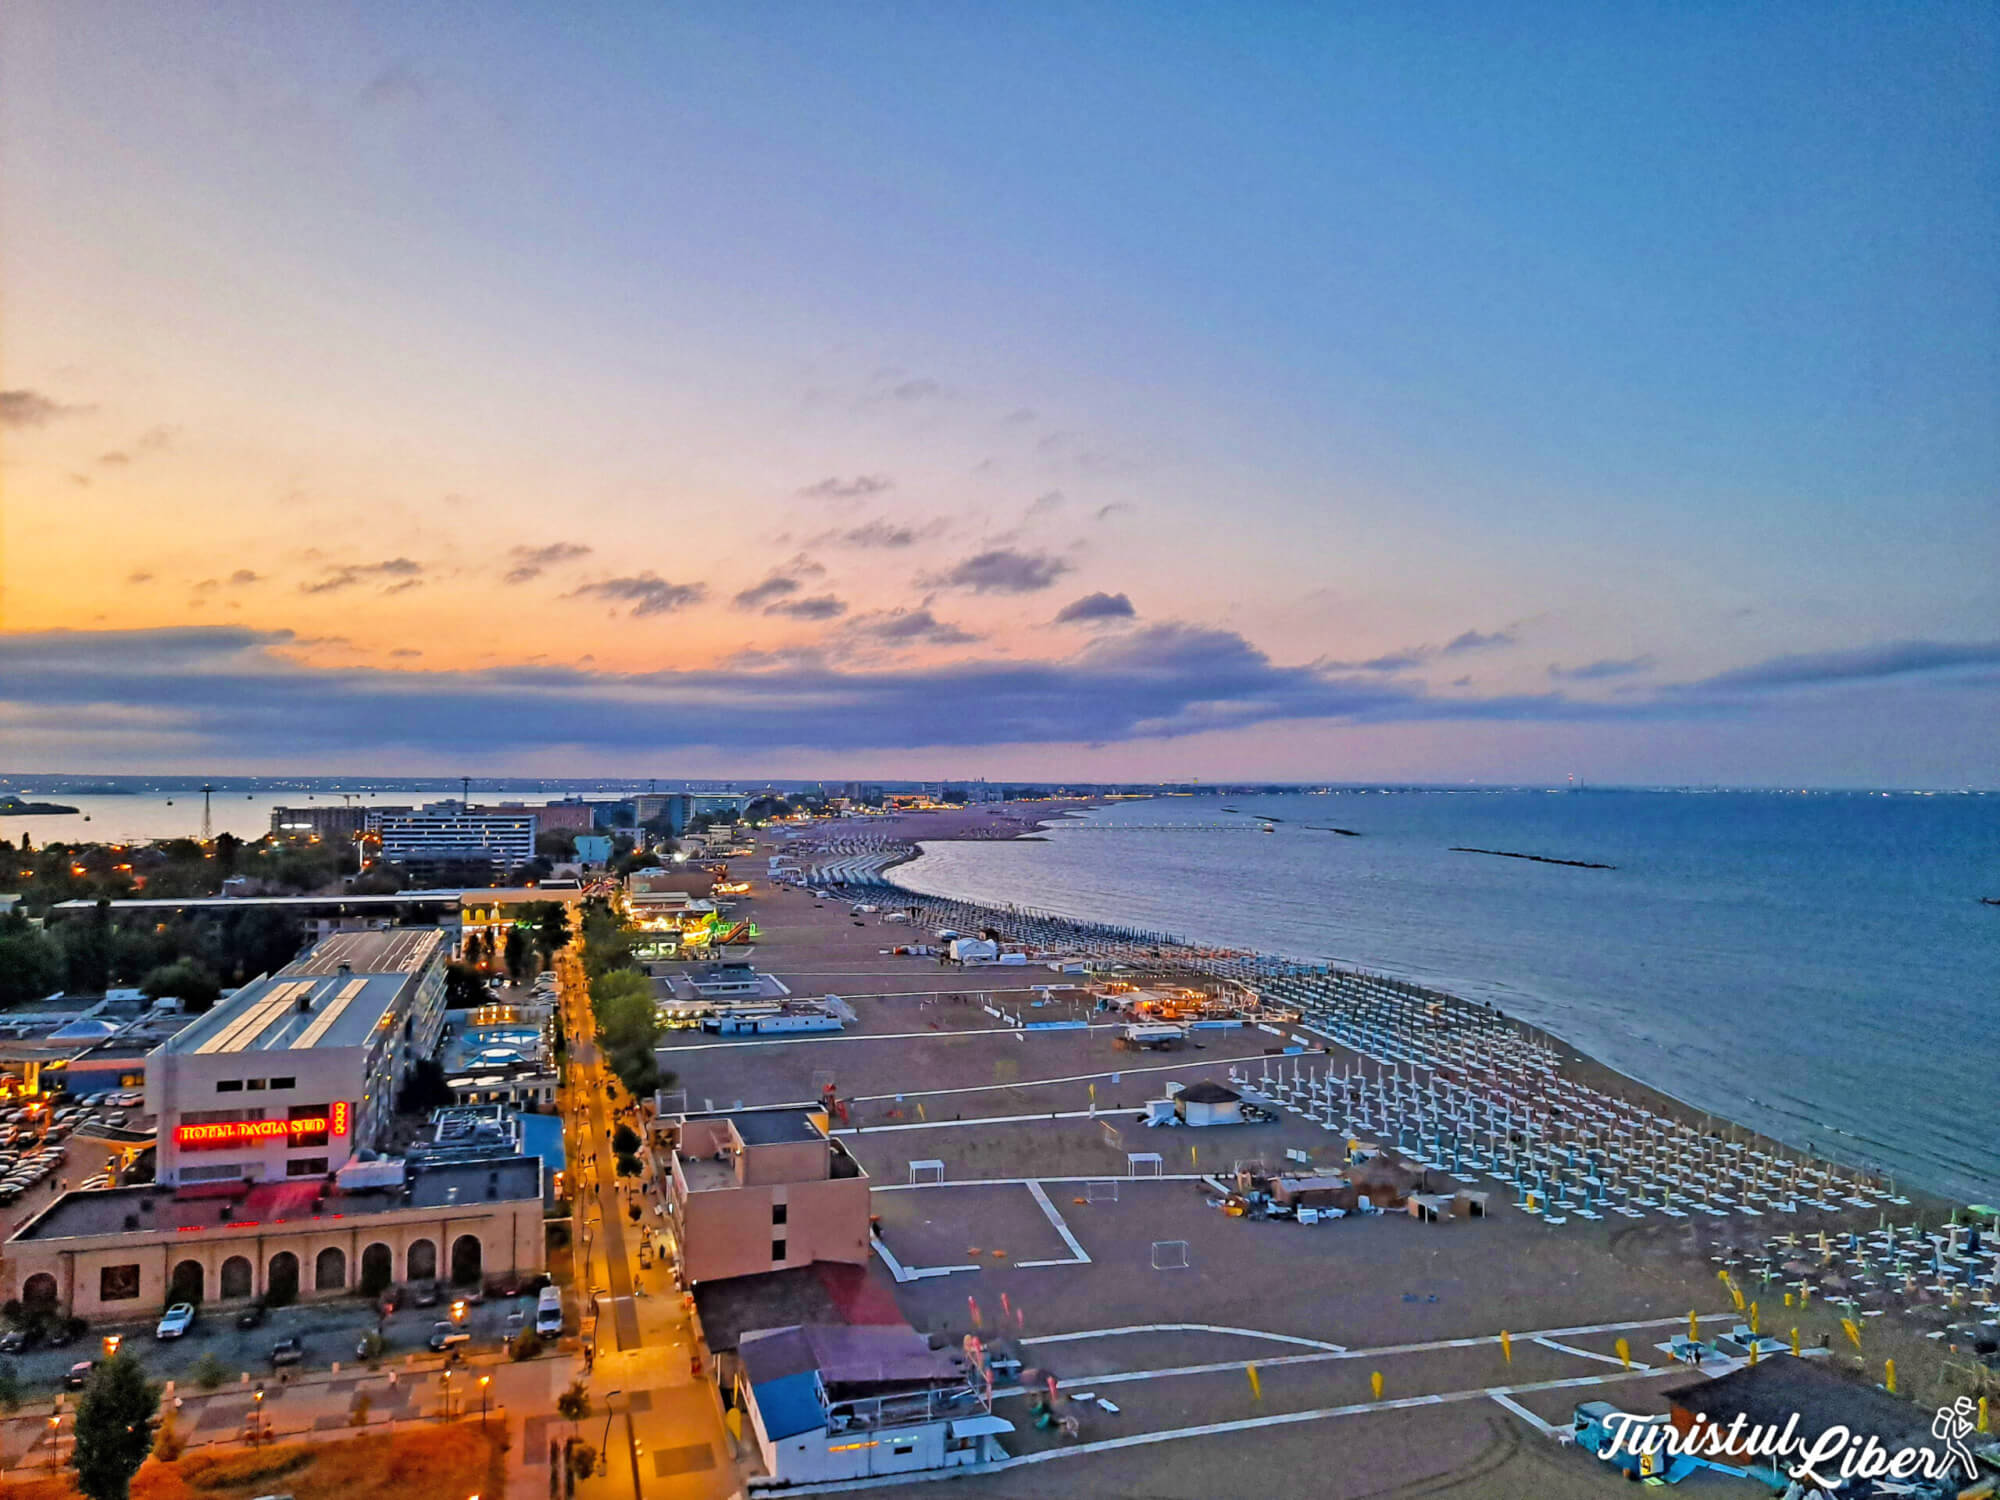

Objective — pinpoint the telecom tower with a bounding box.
[200,784,215,842]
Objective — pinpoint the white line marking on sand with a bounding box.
[1533,1335,1650,1370]
[759,1365,1687,1494]
[1487,1390,1561,1438]
[1026,1179,1091,1264]
[1024,1324,1346,1353]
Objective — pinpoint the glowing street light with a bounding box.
[479,1374,491,1426]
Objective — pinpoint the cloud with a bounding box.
[19,623,1980,763]
[852,608,980,646]
[1093,503,1130,522]
[1442,628,1516,655]
[1683,639,2000,693]
[1550,655,1656,682]
[733,575,801,610]
[1054,591,1136,626]
[799,474,893,500]
[934,548,1071,594]
[301,558,425,595]
[503,541,592,585]
[1003,408,1037,425]
[891,378,942,402]
[1320,649,1430,672]
[830,519,917,549]
[127,571,155,586]
[566,572,705,617]
[228,569,262,587]
[1027,490,1066,517]
[97,426,177,467]
[764,595,847,621]
[0,389,85,428]
[359,63,426,109]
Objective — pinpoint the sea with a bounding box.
[891,790,2000,1205]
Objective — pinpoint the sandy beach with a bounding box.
[650,804,1991,1498]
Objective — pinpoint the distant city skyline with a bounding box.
[2,4,1994,785]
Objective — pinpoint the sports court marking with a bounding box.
[1017,1180,1091,1268]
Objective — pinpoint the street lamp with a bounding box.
[47,1415,59,1472]
[479,1374,490,1426]
[440,1367,454,1422]
[599,1389,622,1457]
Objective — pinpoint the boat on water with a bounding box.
[1260,822,1276,833]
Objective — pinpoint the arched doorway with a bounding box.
[219,1256,253,1300]
[449,1233,482,1287]
[21,1273,57,1313]
[267,1251,299,1306]
[168,1259,204,1305]
[314,1246,346,1294]
[359,1242,393,1297]
[407,1239,437,1283]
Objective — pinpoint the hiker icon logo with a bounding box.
[1931,1397,1978,1479]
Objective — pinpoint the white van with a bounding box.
[535,1284,564,1337]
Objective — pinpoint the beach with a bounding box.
[656,806,1995,1497]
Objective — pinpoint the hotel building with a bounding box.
[146,930,448,1187]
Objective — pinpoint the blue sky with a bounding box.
[1,3,1995,783]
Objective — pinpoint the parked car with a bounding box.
[236,1303,267,1330]
[270,1336,303,1366]
[64,1360,96,1389]
[427,1322,469,1353]
[0,1328,34,1353]
[155,1303,196,1340]
[410,1281,440,1309]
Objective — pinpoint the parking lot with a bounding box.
[0,1280,550,1395]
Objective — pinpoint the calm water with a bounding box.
[894,791,2000,1203]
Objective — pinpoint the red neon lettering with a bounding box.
[173,1116,329,1149]
[330,1100,350,1136]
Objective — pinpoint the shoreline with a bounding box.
[791,800,1969,1220]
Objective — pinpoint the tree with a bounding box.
[0,922,63,1007]
[555,1379,592,1429]
[188,1352,228,1391]
[611,1123,640,1157]
[536,830,578,861]
[396,1058,456,1116]
[140,959,221,1010]
[443,961,488,1010]
[70,1350,159,1500]
[151,1410,185,1462]
[0,1360,19,1413]
[615,1151,641,1178]
[504,927,529,982]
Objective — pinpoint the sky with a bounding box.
[1,4,1995,785]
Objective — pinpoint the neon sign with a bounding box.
[174,1118,328,1149]
[330,1100,350,1136]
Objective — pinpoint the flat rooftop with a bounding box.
[162,929,442,1056]
[11,1155,542,1242]
[717,1107,825,1146]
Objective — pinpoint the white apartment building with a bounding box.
[372,802,537,875]
[146,929,448,1187]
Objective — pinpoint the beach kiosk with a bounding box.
[1173,1081,1244,1128]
